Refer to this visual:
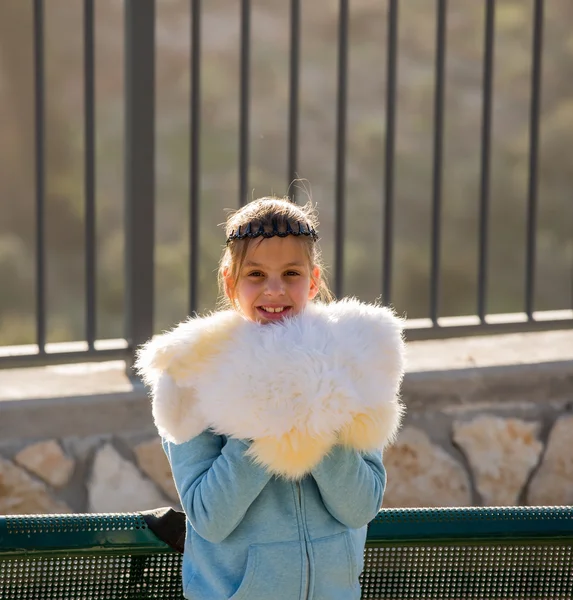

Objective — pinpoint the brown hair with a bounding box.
[218,196,333,308]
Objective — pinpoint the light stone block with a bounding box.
[453,416,543,506]
[528,415,573,506]
[0,457,71,515]
[88,443,168,513]
[134,438,179,502]
[383,427,472,507]
[14,440,75,488]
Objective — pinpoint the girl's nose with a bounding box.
[264,276,285,296]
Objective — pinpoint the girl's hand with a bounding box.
[311,446,386,529]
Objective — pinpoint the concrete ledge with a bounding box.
[405,329,573,372]
[404,360,573,409]
[0,389,153,441]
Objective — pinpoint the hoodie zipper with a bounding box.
[296,481,311,600]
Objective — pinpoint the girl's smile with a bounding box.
[256,305,293,320]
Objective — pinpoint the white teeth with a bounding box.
[261,306,285,313]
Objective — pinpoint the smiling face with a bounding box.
[225,235,320,324]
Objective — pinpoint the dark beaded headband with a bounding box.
[226,219,318,245]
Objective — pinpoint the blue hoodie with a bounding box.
[163,432,386,600]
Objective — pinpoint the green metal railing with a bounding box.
[1,506,572,599]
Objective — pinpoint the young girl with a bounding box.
[136,197,405,600]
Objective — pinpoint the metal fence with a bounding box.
[1,0,571,371]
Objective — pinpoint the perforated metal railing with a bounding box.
[0,512,182,599]
[361,545,573,599]
[362,507,573,599]
[1,507,572,599]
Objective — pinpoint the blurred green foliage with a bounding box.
[0,0,571,345]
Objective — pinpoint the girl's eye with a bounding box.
[247,271,263,277]
[285,271,300,277]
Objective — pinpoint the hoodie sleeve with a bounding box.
[163,431,273,543]
[311,446,386,529]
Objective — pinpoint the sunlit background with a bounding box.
[0,0,571,346]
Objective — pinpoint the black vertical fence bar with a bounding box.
[525,0,544,319]
[382,0,398,306]
[189,0,201,315]
[33,0,46,353]
[477,0,495,322]
[239,0,251,207]
[429,0,447,325]
[84,0,96,349]
[124,0,155,372]
[334,0,349,298]
[287,0,300,201]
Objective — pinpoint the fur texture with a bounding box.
[135,298,405,479]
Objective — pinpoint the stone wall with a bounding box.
[1,330,572,515]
